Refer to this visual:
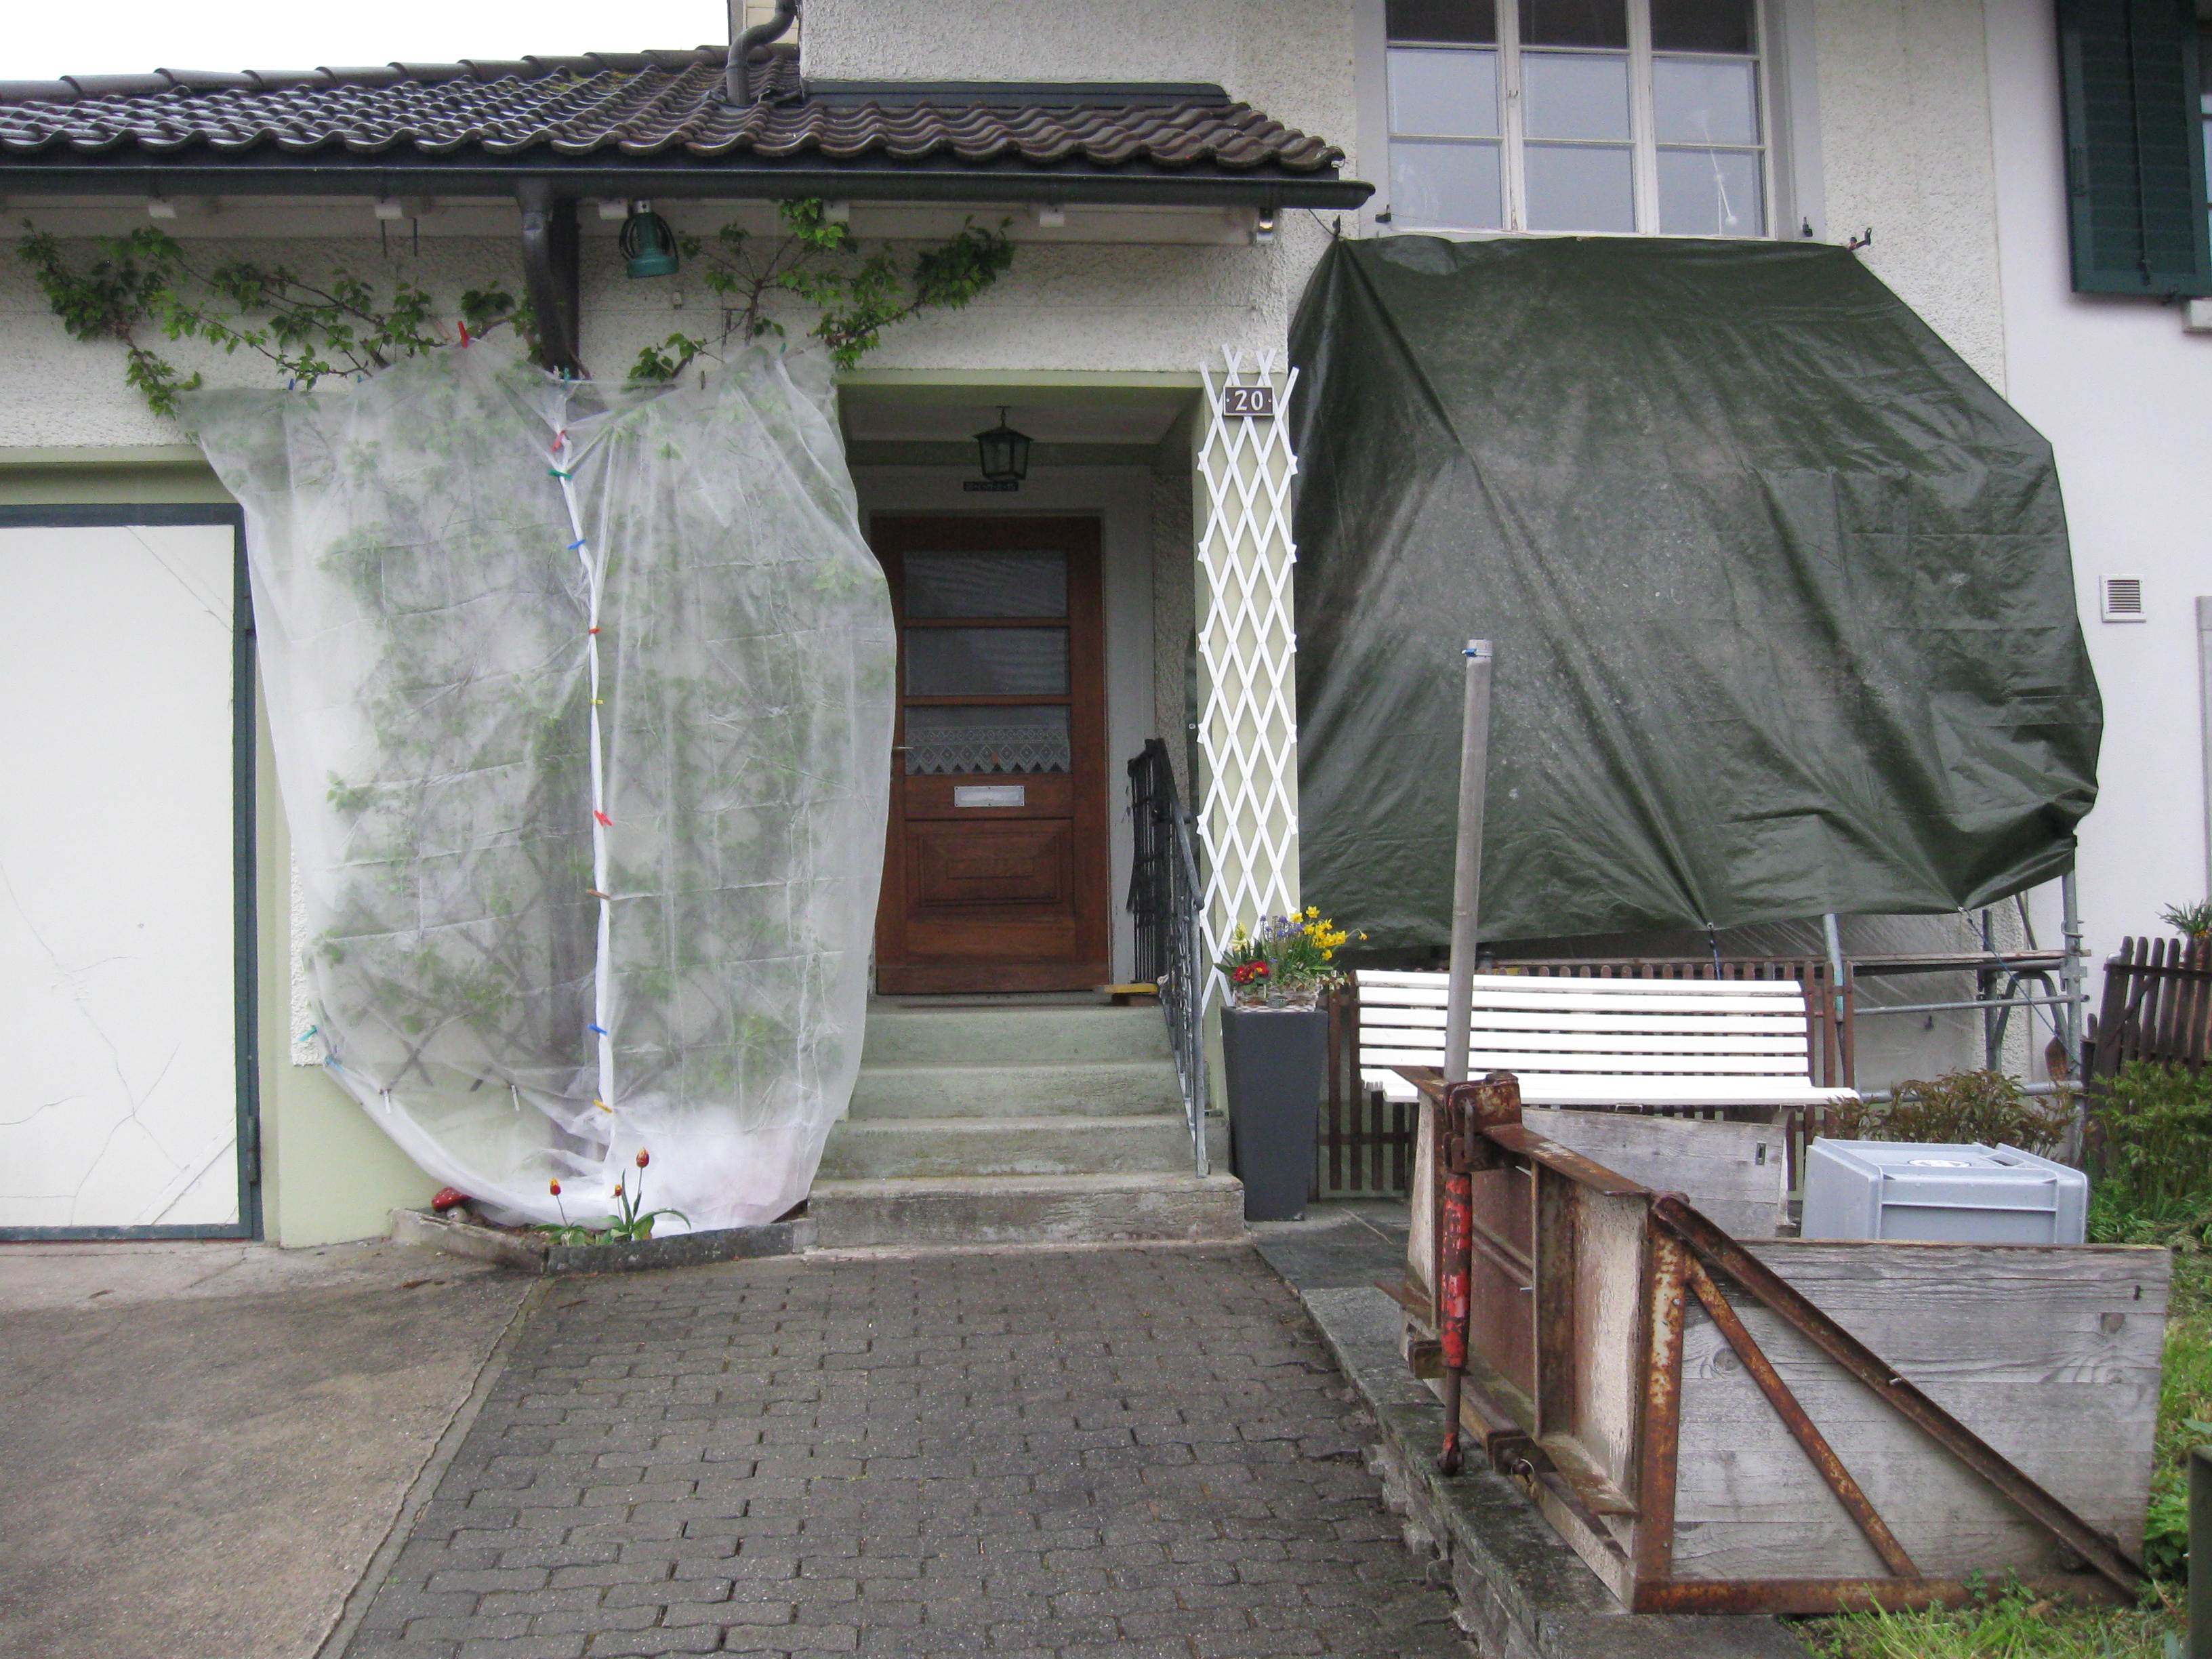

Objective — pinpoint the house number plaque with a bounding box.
[953,784,1026,808]
[1219,384,1275,419]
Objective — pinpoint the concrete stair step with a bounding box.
[862,1004,1172,1067]
[848,1059,1185,1120]
[817,1113,1226,1181]
[808,1171,1246,1249]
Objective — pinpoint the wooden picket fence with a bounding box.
[2085,936,2212,1081]
[1315,956,1858,1199]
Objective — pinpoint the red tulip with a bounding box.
[636,1148,651,1169]
[548,1178,562,1197]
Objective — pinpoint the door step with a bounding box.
[848,1059,1186,1119]
[818,1113,1227,1180]
[808,1172,1246,1250]
[861,1003,1172,1067]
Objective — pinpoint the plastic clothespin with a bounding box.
[591,697,605,706]
[548,466,573,480]
[457,319,472,347]
[568,538,588,551]
[593,1098,613,1113]
[588,626,601,636]
[586,888,612,900]
[593,809,613,827]
[298,1024,319,1043]
[587,1023,610,1037]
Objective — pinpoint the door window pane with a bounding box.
[903,551,1066,619]
[1649,0,1755,54]
[1523,143,1637,230]
[905,628,1069,696]
[1652,56,1760,145]
[1521,51,1632,141]
[1656,146,1765,234]
[1389,46,1501,136]
[904,705,1071,775]
[1391,139,1506,228]
[1387,0,1497,43]
[1519,0,1626,47]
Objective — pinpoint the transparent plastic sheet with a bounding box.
[188,345,895,1231]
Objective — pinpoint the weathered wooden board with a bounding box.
[1671,1242,2168,1580]
[1525,1109,1786,1239]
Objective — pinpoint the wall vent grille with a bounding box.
[2101,575,2146,622]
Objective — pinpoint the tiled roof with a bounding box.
[0,45,1347,180]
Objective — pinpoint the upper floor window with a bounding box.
[1385,0,1768,237]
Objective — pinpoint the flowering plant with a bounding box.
[539,1148,690,1245]
[1217,909,1359,1007]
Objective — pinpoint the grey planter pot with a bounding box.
[1218,1004,1326,1221]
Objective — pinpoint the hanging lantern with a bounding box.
[619,201,680,279]
[973,406,1032,483]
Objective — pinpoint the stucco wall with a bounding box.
[1811,0,2007,387]
[1986,0,2212,971]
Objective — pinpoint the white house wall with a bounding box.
[1988,0,2212,970]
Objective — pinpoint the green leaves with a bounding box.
[623,198,1015,382]
[16,220,529,415]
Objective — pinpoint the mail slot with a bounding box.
[953,784,1026,808]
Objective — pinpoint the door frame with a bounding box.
[872,513,1113,994]
[0,504,262,1241]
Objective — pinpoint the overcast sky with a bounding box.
[7,2,731,81]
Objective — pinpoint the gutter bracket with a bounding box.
[517,180,583,377]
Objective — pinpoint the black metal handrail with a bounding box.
[1128,740,1208,1176]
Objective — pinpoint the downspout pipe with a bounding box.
[517,178,582,377]
[726,0,799,106]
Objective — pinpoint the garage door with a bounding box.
[0,514,255,1236]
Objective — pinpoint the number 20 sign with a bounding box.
[1219,383,1276,419]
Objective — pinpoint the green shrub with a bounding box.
[1830,1069,2072,1155]
[2091,1063,2212,1221]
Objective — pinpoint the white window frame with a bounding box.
[1353,0,1824,243]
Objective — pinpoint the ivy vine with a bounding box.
[16,197,1015,412]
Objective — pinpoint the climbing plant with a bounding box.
[17,198,1015,409]
[628,198,1014,380]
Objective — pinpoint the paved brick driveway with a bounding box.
[346,1243,1467,1659]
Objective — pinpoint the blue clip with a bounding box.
[569,538,588,552]
[298,1024,319,1043]
[587,1023,609,1037]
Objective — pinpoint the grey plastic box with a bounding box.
[1801,1139,2087,1244]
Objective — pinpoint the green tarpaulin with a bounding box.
[1290,237,2101,948]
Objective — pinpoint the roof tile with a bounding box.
[0,45,1346,179]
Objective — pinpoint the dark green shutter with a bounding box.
[2057,0,2212,296]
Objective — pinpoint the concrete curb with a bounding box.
[391,1206,815,1275]
[312,1276,548,1659]
[1296,1284,1809,1659]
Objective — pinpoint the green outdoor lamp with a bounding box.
[619,201,680,279]
[973,406,1032,483]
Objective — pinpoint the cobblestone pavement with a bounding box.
[345,1242,1468,1659]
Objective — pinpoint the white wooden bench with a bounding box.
[1356,969,1859,1112]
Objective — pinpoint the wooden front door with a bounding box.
[872,516,1110,994]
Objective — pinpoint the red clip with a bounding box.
[593,810,613,827]
[457,319,472,347]
[588,626,600,636]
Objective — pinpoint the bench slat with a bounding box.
[1361,1046,1813,1076]
[1357,1006,1809,1038]
[1359,987,1812,1017]
[1358,1024,1808,1058]
[1358,970,1805,997]
[1365,1069,1853,1107]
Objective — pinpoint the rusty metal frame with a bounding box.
[1390,1065,2146,1616]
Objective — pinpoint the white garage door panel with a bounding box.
[0,524,241,1230]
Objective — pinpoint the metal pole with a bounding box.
[2061,867,2085,1074]
[1443,640,1494,1085]
[2193,1444,2212,1659]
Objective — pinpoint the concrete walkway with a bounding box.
[341,1243,1469,1659]
[0,1238,531,1659]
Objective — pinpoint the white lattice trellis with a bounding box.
[1196,347,1302,949]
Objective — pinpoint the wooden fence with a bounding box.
[1316,956,1858,1200]
[2085,936,2212,1080]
